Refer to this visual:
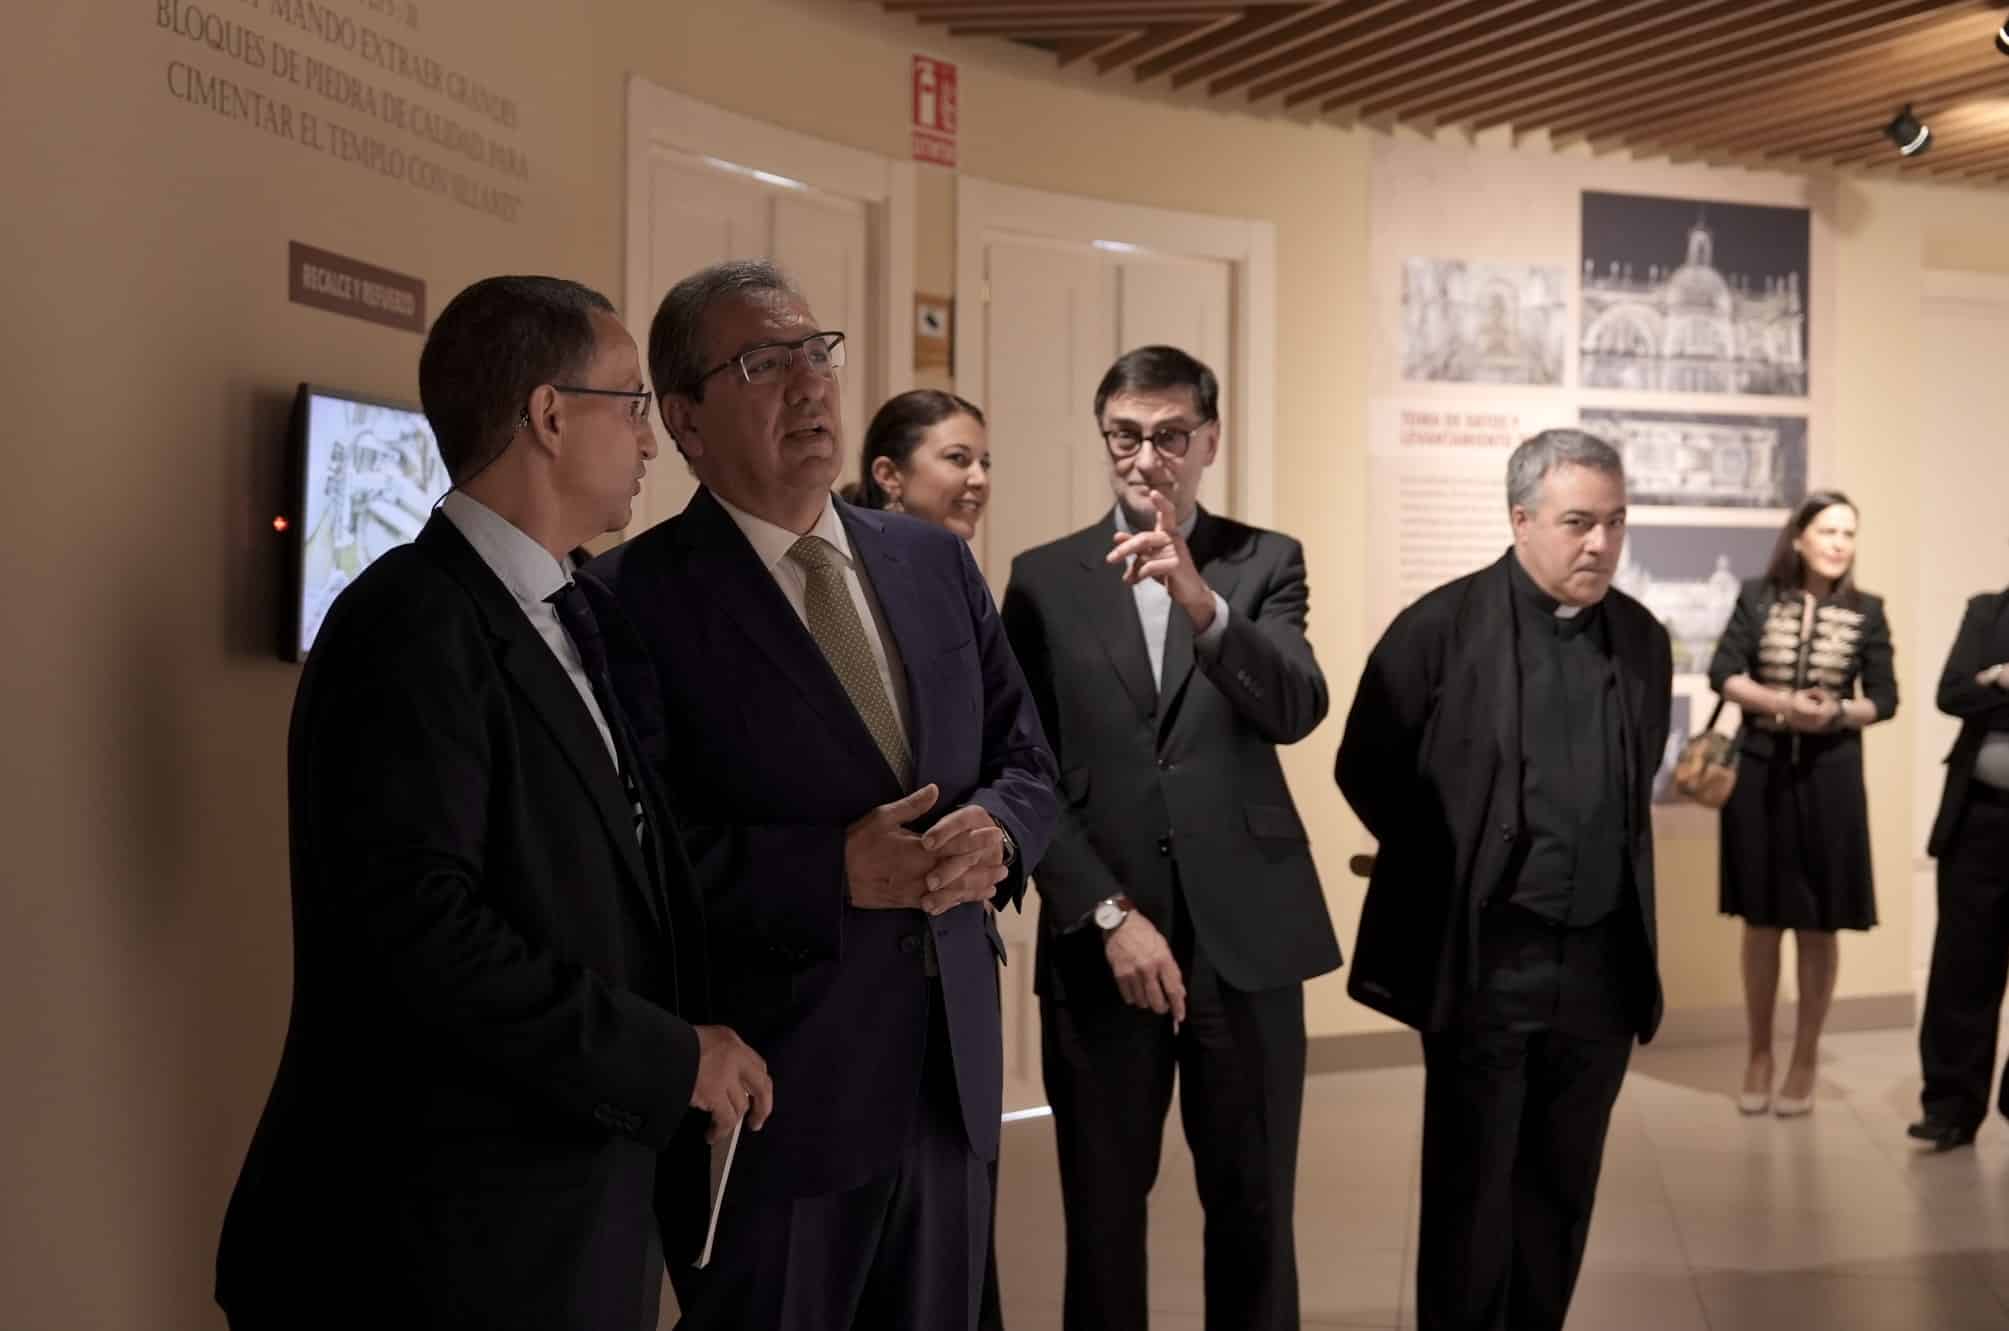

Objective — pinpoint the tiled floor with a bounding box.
[991,1028,2009,1330]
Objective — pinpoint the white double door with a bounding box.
[628,148,871,533]
[975,237,1233,594]
[967,205,1246,1113]
[624,78,906,535]
[1912,274,2009,996]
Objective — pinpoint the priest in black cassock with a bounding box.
[1335,429,1673,1331]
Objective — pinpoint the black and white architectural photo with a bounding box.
[1615,523,1776,674]
[1581,406,1807,510]
[1401,258,1566,385]
[1580,191,1810,397]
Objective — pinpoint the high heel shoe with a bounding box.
[1738,1054,1774,1115]
[1774,1092,1814,1118]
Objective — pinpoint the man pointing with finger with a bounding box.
[592,260,1056,1331]
[1001,345,1339,1331]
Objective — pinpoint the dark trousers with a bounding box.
[1041,924,1307,1331]
[1417,904,1637,1331]
[670,986,988,1331]
[1920,790,2009,1130]
[977,1154,1005,1329]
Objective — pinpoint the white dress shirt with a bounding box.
[713,491,913,745]
[440,491,621,773]
[1976,733,2009,791]
[1113,504,1232,688]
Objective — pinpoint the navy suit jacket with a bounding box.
[591,487,1057,1200]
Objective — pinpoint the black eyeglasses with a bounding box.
[552,385,653,424]
[697,331,846,389]
[1101,418,1213,460]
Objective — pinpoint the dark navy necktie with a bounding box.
[547,581,651,854]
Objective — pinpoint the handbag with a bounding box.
[1673,697,1741,809]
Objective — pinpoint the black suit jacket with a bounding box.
[1336,552,1673,1039]
[216,515,709,1329]
[591,488,1057,1201]
[1929,589,2009,857]
[1001,508,1340,1001]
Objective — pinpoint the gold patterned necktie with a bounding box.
[785,535,912,785]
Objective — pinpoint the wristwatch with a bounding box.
[1093,894,1135,935]
[988,814,1018,868]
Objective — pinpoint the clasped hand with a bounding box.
[1784,687,1842,733]
[845,783,1008,916]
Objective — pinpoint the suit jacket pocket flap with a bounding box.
[1245,802,1307,841]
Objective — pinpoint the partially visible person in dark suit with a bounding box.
[1706,492,1897,1117]
[215,276,771,1331]
[592,259,1056,1331]
[1001,345,1338,1331]
[843,389,992,542]
[847,385,1010,1331]
[1912,585,2009,1150]
[1338,428,1672,1331]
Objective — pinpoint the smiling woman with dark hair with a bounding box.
[1707,490,1898,1120]
[843,390,992,542]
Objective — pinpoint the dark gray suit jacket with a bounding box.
[1001,508,1340,1003]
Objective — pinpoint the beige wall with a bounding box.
[5,0,2007,1324]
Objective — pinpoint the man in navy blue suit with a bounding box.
[592,259,1057,1331]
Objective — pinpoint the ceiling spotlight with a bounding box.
[1884,104,1931,157]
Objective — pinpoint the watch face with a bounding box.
[1094,901,1124,930]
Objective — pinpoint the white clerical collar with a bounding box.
[1555,603,1584,620]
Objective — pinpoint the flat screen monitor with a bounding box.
[285,384,450,660]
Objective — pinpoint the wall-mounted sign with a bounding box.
[914,293,953,370]
[288,241,426,334]
[911,55,958,168]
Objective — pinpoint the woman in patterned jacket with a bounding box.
[1707,491,1898,1117]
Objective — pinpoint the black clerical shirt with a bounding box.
[1506,556,1626,927]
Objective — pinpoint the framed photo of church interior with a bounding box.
[1400,258,1567,386]
[1580,406,1807,511]
[1579,191,1810,398]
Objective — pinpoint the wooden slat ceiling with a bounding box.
[874,0,2009,184]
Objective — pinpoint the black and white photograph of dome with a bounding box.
[1580,190,1810,397]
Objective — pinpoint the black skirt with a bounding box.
[1718,728,1878,932]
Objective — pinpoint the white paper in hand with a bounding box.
[693,1117,742,1271]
